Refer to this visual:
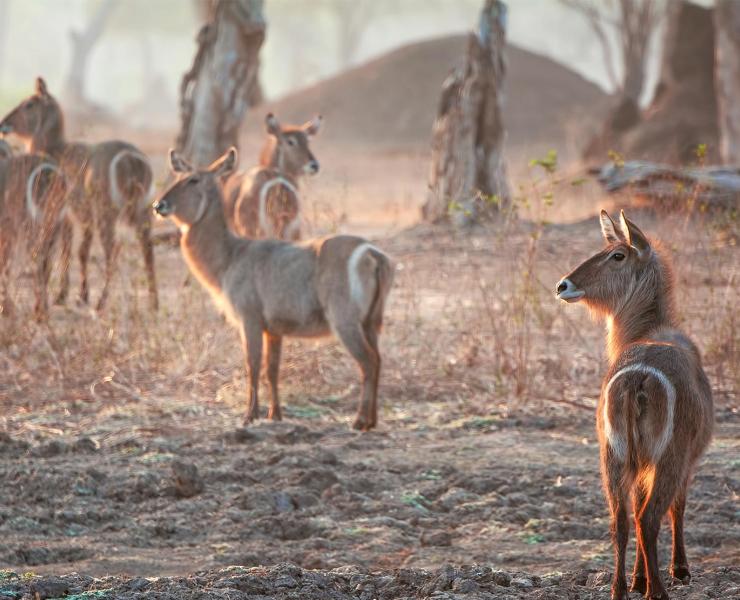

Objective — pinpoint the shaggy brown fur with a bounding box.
[0,77,158,311]
[155,147,394,431]
[556,211,713,600]
[0,152,68,319]
[222,113,321,240]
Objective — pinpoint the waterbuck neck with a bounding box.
[606,253,676,364]
[30,109,67,158]
[180,196,242,293]
[259,138,300,183]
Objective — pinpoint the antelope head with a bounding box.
[154,147,237,229]
[263,112,322,176]
[556,210,653,316]
[0,77,61,140]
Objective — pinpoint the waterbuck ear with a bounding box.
[35,77,48,96]
[265,113,282,136]
[599,210,625,244]
[208,146,237,177]
[168,149,193,174]
[619,210,651,257]
[302,115,322,136]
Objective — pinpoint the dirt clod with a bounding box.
[29,576,69,600]
[171,459,204,498]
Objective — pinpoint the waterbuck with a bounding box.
[154,147,393,431]
[222,113,321,240]
[0,152,68,319]
[556,211,713,600]
[0,77,158,311]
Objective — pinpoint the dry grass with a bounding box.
[0,148,737,438]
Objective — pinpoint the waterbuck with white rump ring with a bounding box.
[0,77,158,312]
[556,210,713,600]
[155,146,394,431]
[222,112,321,241]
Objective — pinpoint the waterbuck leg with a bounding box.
[603,452,629,600]
[241,322,263,424]
[334,322,379,432]
[636,466,678,600]
[669,488,691,584]
[135,216,158,311]
[363,322,381,429]
[631,486,648,595]
[32,235,55,321]
[265,333,283,421]
[77,223,93,305]
[0,235,14,317]
[95,212,119,312]
[54,218,73,305]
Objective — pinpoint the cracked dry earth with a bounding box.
[0,407,737,599]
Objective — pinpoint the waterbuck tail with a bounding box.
[347,243,394,330]
[109,149,153,210]
[25,162,65,222]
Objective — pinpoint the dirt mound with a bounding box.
[248,36,609,154]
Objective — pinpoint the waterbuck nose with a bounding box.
[556,280,568,294]
[308,160,319,174]
[0,123,11,134]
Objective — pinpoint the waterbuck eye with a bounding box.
[612,252,625,262]
[188,177,200,185]
[286,137,297,147]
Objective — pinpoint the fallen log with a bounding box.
[590,160,740,210]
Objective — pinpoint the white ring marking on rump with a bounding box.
[258,176,297,237]
[603,363,676,463]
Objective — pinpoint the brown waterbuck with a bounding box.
[556,211,713,600]
[155,147,393,431]
[0,77,158,311]
[0,151,68,319]
[222,113,321,240]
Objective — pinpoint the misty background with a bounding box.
[0,0,671,130]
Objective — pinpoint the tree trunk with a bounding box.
[176,0,265,168]
[586,1,718,165]
[424,0,510,225]
[63,0,118,106]
[715,0,740,166]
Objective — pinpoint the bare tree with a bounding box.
[63,0,119,106]
[176,0,265,168]
[560,0,661,106]
[424,0,509,225]
[715,0,740,166]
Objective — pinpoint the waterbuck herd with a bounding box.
[0,78,715,600]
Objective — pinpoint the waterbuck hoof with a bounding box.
[352,417,372,432]
[630,575,647,595]
[242,412,259,426]
[647,592,670,600]
[670,565,690,585]
[53,294,67,306]
[267,408,282,421]
[610,584,628,600]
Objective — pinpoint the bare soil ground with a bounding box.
[0,150,737,598]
